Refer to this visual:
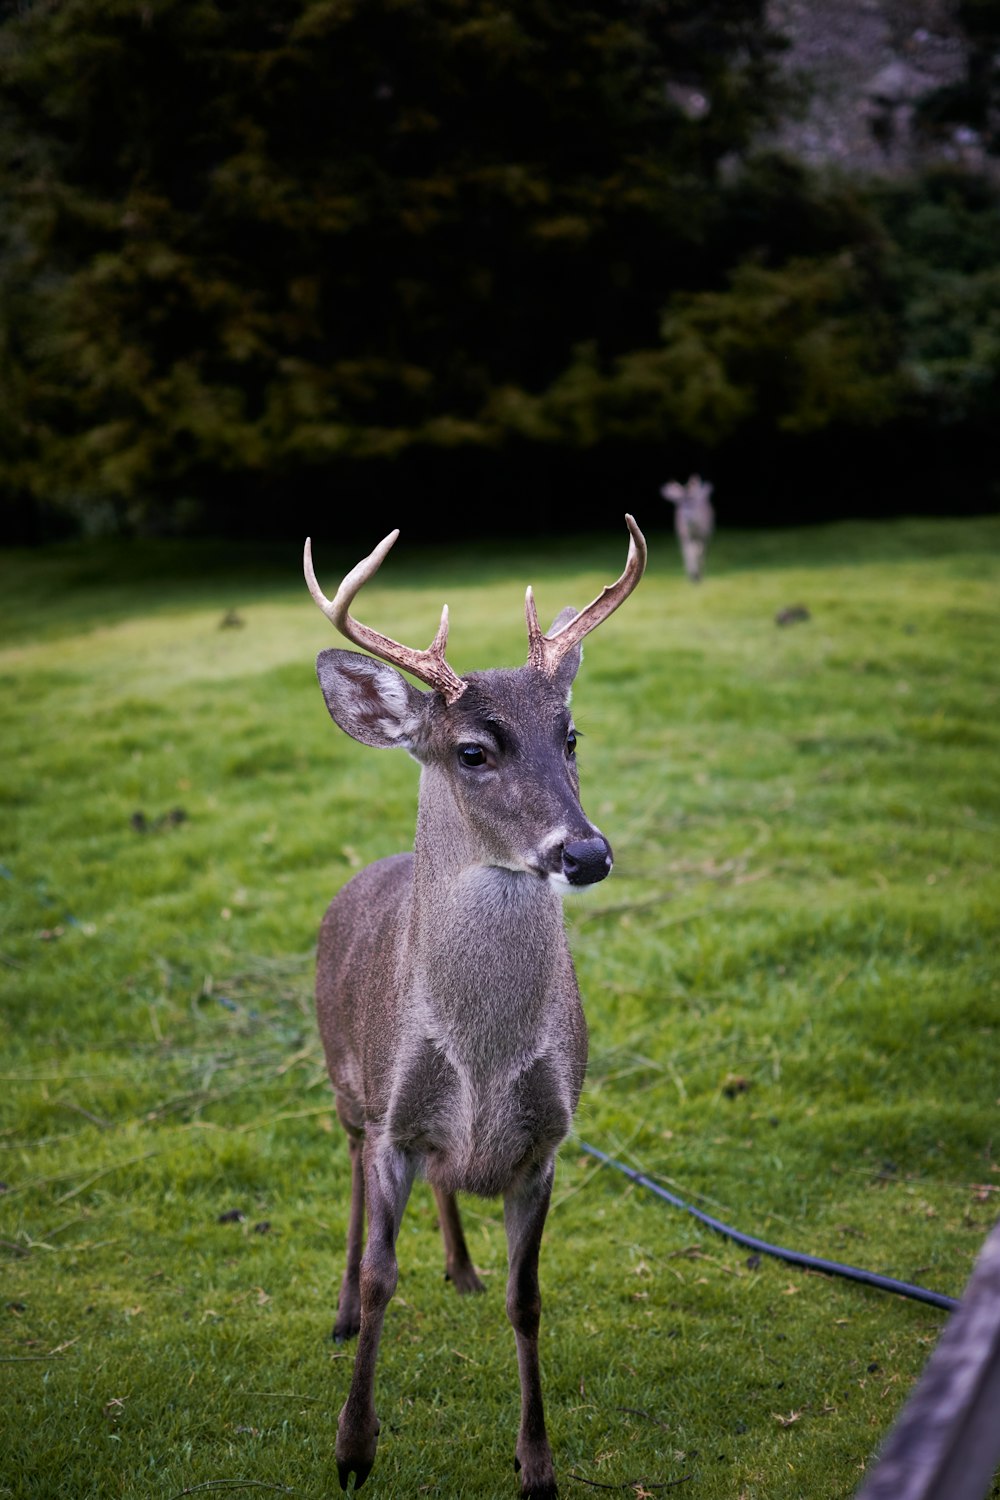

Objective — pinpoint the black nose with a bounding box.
[562,836,613,887]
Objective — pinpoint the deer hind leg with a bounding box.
[681,537,703,582]
[433,1186,486,1295]
[335,1136,414,1493]
[504,1160,557,1500]
[333,1125,365,1343]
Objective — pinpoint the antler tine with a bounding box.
[526,514,647,676]
[304,533,467,704]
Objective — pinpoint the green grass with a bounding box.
[1,515,998,1500]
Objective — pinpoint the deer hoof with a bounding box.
[514,1443,557,1498]
[336,1456,374,1492]
[520,1478,558,1500]
[446,1263,486,1295]
[336,1412,379,1492]
[333,1288,362,1342]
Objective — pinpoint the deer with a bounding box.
[661,474,715,582]
[302,516,647,1498]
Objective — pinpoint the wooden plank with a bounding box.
[856,1219,1000,1500]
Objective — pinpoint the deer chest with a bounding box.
[384,1034,575,1199]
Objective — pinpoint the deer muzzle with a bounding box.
[561,835,613,887]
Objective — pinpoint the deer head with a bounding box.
[304,517,646,888]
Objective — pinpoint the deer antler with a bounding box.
[304,532,467,704]
[525,514,647,677]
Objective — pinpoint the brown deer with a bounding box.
[661,474,715,582]
[303,517,647,1497]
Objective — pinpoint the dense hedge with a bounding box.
[1,0,998,538]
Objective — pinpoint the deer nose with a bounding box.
[561,836,613,887]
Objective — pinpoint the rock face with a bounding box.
[767,0,993,176]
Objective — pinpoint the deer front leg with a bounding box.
[434,1185,486,1295]
[504,1160,558,1500]
[336,1137,414,1492]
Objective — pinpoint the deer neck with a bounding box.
[407,769,566,1069]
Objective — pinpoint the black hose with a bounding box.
[576,1139,960,1313]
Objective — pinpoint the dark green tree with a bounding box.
[1,0,784,533]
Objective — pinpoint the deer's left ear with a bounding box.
[547,607,582,701]
[316,648,427,749]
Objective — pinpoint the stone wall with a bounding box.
[766,0,994,176]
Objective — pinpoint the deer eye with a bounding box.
[566,729,578,756]
[458,744,488,768]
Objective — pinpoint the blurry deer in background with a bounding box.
[661,474,715,582]
[303,517,646,1498]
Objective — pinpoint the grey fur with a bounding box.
[662,474,715,582]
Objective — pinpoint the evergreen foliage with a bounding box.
[1,1,998,536]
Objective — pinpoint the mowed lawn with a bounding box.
[1,515,997,1500]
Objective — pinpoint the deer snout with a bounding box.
[561,835,613,887]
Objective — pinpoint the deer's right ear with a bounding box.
[316,649,426,749]
[547,606,583,701]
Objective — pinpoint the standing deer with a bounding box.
[661,474,715,582]
[303,517,647,1498]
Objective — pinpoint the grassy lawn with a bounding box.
[1,515,997,1500]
